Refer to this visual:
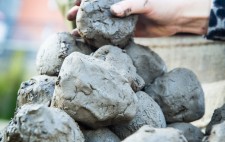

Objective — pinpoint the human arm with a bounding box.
[110,0,211,37]
[67,0,225,40]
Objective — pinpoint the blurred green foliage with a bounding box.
[0,51,25,120]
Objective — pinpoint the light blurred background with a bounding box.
[0,0,69,129]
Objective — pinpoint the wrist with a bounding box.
[176,0,211,35]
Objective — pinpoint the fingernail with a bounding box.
[110,4,124,16]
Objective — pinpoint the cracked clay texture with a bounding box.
[93,45,145,92]
[122,125,187,142]
[145,68,205,123]
[76,0,138,48]
[125,42,167,85]
[206,104,225,135]
[51,52,138,128]
[36,32,92,76]
[110,91,166,140]
[168,122,204,142]
[204,121,225,142]
[1,104,84,142]
[82,128,120,142]
[17,75,57,108]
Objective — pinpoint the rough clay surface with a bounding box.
[145,68,205,123]
[122,125,187,142]
[17,75,57,108]
[0,129,3,142]
[93,45,145,91]
[76,0,138,48]
[51,52,138,128]
[206,104,225,135]
[191,80,225,129]
[110,91,166,140]
[125,42,167,85]
[1,104,84,142]
[204,121,225,142]
[168,122,204,142]
[83,128,120,142]
[36,32,92,76]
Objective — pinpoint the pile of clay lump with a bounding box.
[1,0,221,142]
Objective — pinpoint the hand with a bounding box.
[67,0,211,37]
[67,0,82,36]
[110,0,211,37]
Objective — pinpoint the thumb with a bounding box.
[110,0,149,17]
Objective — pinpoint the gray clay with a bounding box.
[125,42,167,85]
[1,104,84,142]
[110,91,166,140]
[83,128,120,142]
[168,123,204,142]
[145,68,205,123]
[76,0,138,48]
[1,120,23,142]
[122,125,187,142]
[51,52,138,128]
[0,130,3,142]
[17,75,56,108]
[93,45,145,92]
[204,121,225,142]
[36,32,92,76]
[206,104,225,135]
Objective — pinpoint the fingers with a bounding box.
[71,28,80,37]
[67,0,82,21]
[67,5,79,21]
[68,1,82,37]
[74,0,81,6]
[110,0,149,17]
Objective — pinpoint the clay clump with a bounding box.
[76,0,138,48]
[36,32,92,76]
[1,104,84,142]
[17,75,57,107]
[122,125,187,142]
[51,52,138,128]
[110,91,166,140]
[125,42,167,85]
[93,45,145,91]
[0,130,4,142]
[82,128,120,142]
[203,121,225,142]
[168,122,204,142]
[206,104,225,135]
[145,68,205,123]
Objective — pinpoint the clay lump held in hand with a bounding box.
[76,0,138,48]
